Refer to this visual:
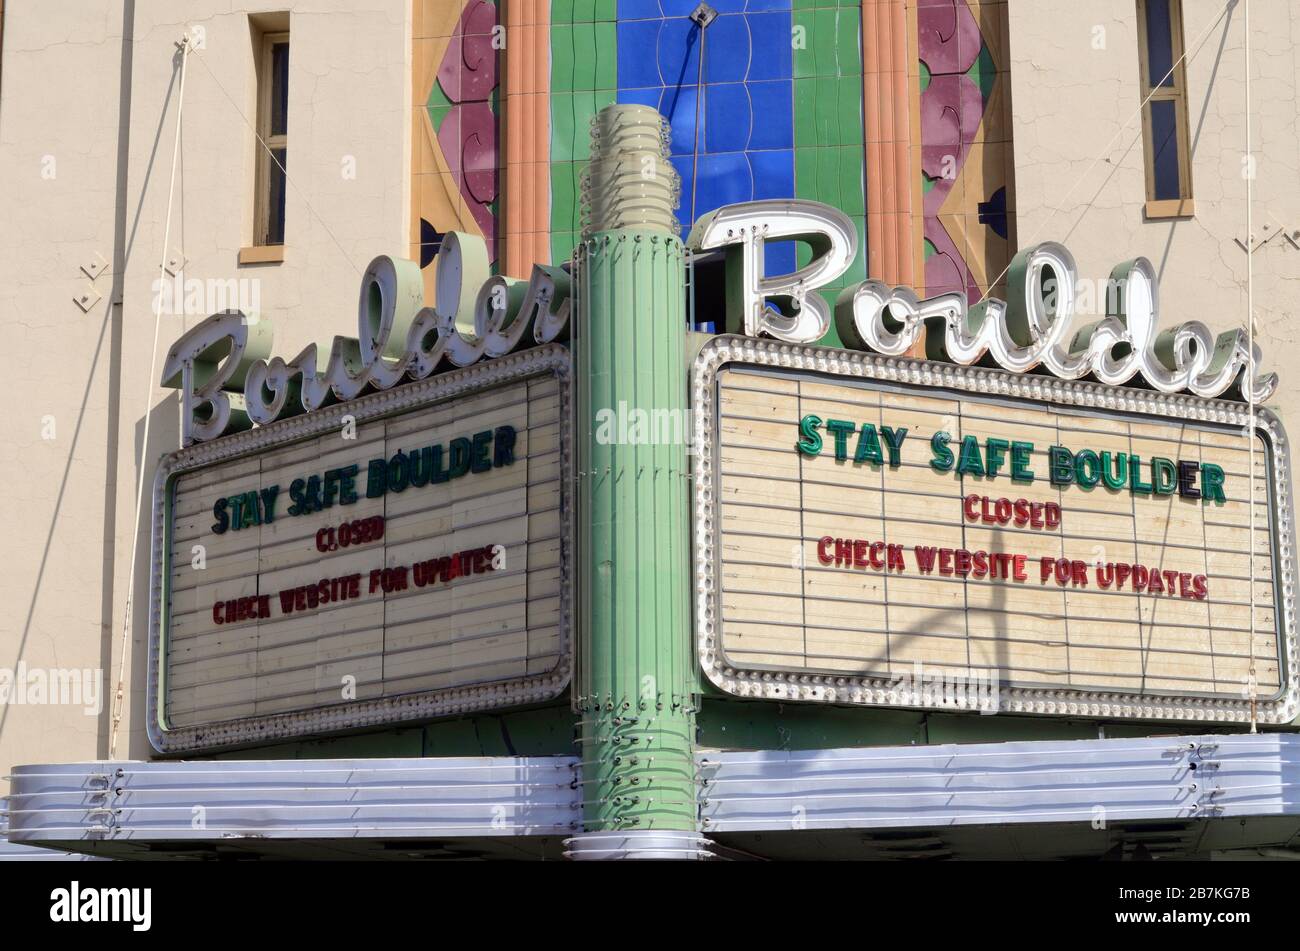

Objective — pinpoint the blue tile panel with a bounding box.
[615,3,796,272]
[555,0,866,342]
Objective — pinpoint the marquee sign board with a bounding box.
[692,336,1297,724]
[148,346,572,752]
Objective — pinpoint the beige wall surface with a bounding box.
[1007,0,1300,456]
[0,0,410,792]
[0,0,130,800]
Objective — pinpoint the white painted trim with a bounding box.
[7,756,579,843]
[563,830,715,860]
[699,733,1300,833]
[9,733,1300,849]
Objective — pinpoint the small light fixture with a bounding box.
[690,2,718,29]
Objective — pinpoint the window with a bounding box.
[1136,0,1193,218]
[250,28,289,255]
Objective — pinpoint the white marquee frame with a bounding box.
[691,335,1298,725]
[148,345,574,753]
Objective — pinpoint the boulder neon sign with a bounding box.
[164,200,1276,447]
[161,230,570,444]
[686,200,1276,401]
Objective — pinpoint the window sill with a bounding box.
[238,245,285,265]
[1144,199,1195,220]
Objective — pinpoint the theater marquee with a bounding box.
[692,337,1296,724]
[149,346,572,752]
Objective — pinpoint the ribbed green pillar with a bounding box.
[573,227,698,846]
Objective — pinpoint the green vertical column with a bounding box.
[566,105,703,860]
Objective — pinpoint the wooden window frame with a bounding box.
[1136,0,1195,219]
[252,29,289,250]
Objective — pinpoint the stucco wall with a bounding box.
[0,0,411,788]
[1007,0,1300,437]
[0,0,132,797]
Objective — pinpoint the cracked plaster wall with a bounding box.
[0,0,410,787]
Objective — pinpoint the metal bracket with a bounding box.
[1234,216,1300,253]
[80,252,108,281]
[73,284,103,313]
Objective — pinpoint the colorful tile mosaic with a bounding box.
[549,0,867,341]
[916,0,1015,303]
[408,1,1015,345]
[413,0,502,300]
